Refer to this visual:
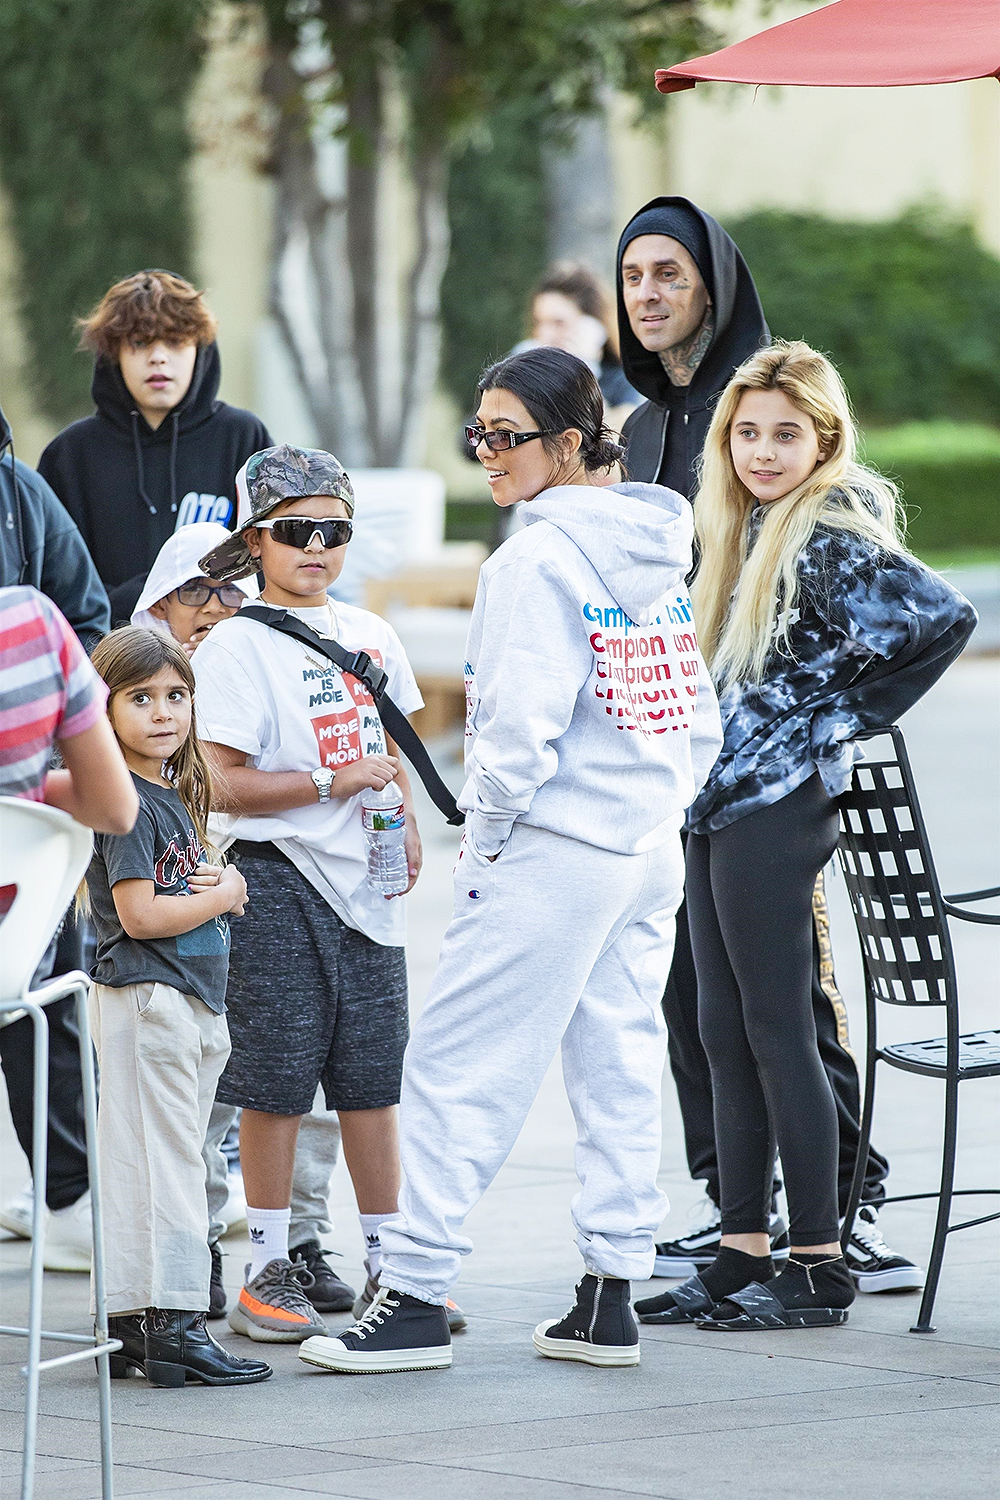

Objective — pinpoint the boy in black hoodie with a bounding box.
[617,199,918,1298]
[38,271,271,623]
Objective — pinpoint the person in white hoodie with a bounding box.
[298,348,722,1376]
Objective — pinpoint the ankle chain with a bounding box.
[787,1256,842,1296]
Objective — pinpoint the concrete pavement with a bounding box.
[2,656,997,1498]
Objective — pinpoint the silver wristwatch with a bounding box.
[311,767,335,802]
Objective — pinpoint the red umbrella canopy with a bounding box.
[655,0,1000,93]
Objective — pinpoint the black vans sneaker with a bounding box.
[290,1240,356,1313]
[298,1287,451,1373]
[533,1275,640,1367]
[653,1205,789,1277]
[844,1204,924,1293]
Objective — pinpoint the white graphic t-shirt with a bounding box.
[193,601,422,946]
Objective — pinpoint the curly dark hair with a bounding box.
[78,270,218,358]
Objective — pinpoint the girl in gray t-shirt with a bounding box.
[84,626,270,1388]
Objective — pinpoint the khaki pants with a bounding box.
[89,981,230,1314]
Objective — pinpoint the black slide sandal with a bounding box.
[695,1282,849,1330]
[635,1273,715,1325]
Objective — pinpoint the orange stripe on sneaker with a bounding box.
[239,1290,310,1324]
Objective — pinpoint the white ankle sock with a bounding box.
[359,1213,387,1278]
[246,1206,290,1280]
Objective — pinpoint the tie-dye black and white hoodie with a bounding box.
[687,506,977,835]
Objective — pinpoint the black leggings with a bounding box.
[687,775,841,1246]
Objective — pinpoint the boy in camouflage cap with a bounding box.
[192,441,435,1345]
[200,445,355,583]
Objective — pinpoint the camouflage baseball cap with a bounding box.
[200,444,355,582]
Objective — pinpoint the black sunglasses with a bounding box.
[255,516,354,550]
[464,425,553,453]
[175,580,245,608]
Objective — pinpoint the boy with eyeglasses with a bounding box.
[191,445,430,1345]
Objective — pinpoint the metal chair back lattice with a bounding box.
[836,727,1000,1334]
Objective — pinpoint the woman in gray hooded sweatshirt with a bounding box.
[296,347,723,1378]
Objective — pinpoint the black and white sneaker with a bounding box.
[298,1287,451,1373]
[533,1275,640,1367]
[844,1204,924,1293]
[653,1203,789,1277]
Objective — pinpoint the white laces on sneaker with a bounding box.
[685,1198,723,1236]
[344,1287,400,1340]
[851,1207,889,1257]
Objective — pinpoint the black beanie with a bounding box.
[619,204,714,302]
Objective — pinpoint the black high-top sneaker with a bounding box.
[143,1308,273,1387]
[533,1275,640,1367]
[107,1313,147,1379]
[298,1286,451,1373]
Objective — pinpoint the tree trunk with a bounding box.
[263,33,447,470]
[399,143,450,467]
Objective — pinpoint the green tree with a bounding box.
[727,208,1000,426]
[256,0,721,465]
[0,0,208,424]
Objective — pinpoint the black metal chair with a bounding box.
[836,726,1000,1333]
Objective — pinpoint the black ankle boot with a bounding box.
[533,1275,640,1366]
[106,1313,147,1378]
[144,1308,273,1387]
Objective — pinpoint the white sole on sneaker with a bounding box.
[227,1304,319,1343]
[298,1335,452,1373]
[532,1321,640,1367]
[852,1265,925,1293]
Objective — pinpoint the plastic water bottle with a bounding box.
[361,782,409,896]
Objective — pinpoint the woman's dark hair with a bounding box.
[477,347,627,474]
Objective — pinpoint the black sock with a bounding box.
[699,1246,773,1302]
[712,1253,855,1319]
[769,1254,855,1311]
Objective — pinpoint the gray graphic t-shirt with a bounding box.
[88,773,230,1012]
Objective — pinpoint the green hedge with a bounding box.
[862,423,1000,553]
[0,1,206,424]
[723,209,1000,427]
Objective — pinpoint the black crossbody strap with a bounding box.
[240,604,463,826]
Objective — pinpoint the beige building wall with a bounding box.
[612,2,1000,256]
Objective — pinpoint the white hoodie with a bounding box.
[460,482,723,857]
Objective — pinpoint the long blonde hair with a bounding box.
[691,340,909,691]
[90,627,218,856]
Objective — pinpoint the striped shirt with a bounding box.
[0,585,107,800]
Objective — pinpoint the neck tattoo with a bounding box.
[659,306,715,388]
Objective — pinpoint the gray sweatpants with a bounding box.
[380,821,685,1305]
[204,1089,342,1247]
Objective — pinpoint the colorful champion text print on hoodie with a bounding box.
[687,506,977,836]
[460,481,723,859]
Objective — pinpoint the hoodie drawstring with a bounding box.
[168,412,179,514]
[131,411,157,516]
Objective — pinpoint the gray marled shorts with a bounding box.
[217,843,408,1115]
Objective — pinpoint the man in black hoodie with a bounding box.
[616,199,916,1298]
[38,271,271,622]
